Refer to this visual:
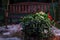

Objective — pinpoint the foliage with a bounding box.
[21,11,54,38]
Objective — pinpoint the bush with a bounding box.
[21,11,54,40]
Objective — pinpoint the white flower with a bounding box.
[39,11,45,15]
[36,13,39,14]
[44,29,48,33]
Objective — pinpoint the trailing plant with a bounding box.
[21,11,54,40]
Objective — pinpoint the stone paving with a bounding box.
[0,24,23,40]
[0,37,22,40]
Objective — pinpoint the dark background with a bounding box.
[10,0,58,4]
[0,0,2,7]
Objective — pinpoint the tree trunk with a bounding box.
[2,0,9,27]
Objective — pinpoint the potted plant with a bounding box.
[21,11,54,40]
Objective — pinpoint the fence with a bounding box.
[8,2,50,13]
[8,2,58,24]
